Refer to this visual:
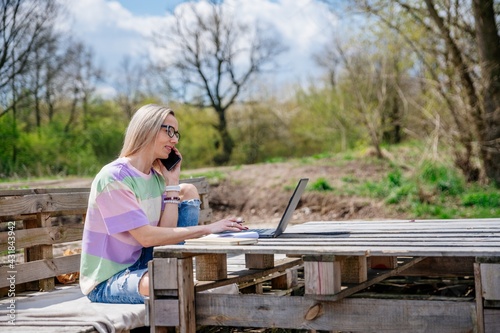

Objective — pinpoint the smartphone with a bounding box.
[160,151,181,171]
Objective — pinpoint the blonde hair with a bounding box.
[120,104,175,157]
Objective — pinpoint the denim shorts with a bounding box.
[87,199,200,304]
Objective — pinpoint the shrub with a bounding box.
[462,192,500,208]
[418,161,464,195]
[311,178,334,191]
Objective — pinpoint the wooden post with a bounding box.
[149,258,179,333]
[149,257,195,332]
[339,256,367,284]
[25,212,54,291]
[370,256,398,269]
[474,262,485,333]
[177,257,195,333]
[272,268,299,290]
[480,263,500,304]
[195,254,227,281]
[245,253,275,269]
[303,255,341,295]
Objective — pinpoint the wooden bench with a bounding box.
[0,177,212,332]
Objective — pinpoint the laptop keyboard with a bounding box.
[247,228,273,234]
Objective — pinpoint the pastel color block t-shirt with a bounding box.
[79,158,165,295]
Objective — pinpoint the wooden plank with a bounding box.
[147,261,159,332]
[0,178,205,196]
[155,243,500,257]
[195,294,476,332]
[24,212,54,291]
[475,263,485,333]
[401,257,474,276]
[0,192,90,215]
[177,257,195,333]
[258,239,500,247]
[0,255,80,288]
[480,264,500,300]
[152,258,178,290]
[198,208,212,224]
[180,177,209,195]
[0,178,205,217]
[0,209,86,222]
[301,218,500,227]
[4,326,97,332]
[485,309,500,333]
[153,299,180,326]
[0,225,84,251]
[0,188,90,197]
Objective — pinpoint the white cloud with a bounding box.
[58,0,338,91]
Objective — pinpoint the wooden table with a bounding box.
[149,218,500,333]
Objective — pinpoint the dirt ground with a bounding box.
[202,159,407,227]
[2,156,407,228]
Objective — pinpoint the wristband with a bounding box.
[164,199,180,204]
[164,196,181,201]
[165,185,181,192]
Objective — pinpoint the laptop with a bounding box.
[244,178,309,238]
[234,178,349,238]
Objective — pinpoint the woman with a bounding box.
[79,104,246,304]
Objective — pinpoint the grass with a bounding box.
[186,142,499,219]
[183,170,227,184]
[309,177,334,192]
[340,159,500,219]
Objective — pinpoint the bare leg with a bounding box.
[179,183,199,201]
[139,272,149,296]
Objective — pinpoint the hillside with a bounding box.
[193,157,408,228]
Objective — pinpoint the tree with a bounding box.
[472,0,500,185]
[0,0,58,117]
[114,56,149,119]
[61,41,103,132]
[343,0,500,184]
[315,26,412,157]
[153,1,287,165]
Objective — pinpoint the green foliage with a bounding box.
[418,161,464,195]
[0,114,18,177]
[174,105,220,169]
[85,101,127,165]
[229,103,295,164]
[183,170,226,184]
[343,156,499,218]
[14,120,100,176]
[462,192,500,208]
[387,169,402,187]
[310,177,334,192]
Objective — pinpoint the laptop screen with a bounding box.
[273,178,309,237]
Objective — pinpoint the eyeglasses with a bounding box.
[160,125,181,140]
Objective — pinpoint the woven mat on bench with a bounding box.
[0,285,146,333]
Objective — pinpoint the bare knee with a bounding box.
[180,183,199,201]
[139,272,149,296]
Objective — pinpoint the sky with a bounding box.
[59,0,339,96]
